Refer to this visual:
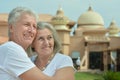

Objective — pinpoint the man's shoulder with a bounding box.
[0,41,23,52]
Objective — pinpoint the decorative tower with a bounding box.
[51,7,71,55]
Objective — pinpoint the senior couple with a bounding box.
[0,7,75,80]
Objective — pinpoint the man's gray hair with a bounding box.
[8,7,39,25]
[8,7,39,37]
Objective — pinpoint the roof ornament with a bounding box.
[56,5,64,16]
[88,6,93,11]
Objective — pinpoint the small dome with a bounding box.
[108,20,119,30]
[51,7,69,25]
[77,6,104,28]
[108,20,120,36]
[56,7,64,16]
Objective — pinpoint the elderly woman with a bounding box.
[30,22,75,80]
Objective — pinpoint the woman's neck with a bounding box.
[35,54,54,71]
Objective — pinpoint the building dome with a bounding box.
[77,6,104,29]
[107,20,120,36]
[51,7,69,25]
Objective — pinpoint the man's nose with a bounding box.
[28,26,34,32]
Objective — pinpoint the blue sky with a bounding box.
[0,0,120,28]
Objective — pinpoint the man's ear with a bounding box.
[9,24,14,33]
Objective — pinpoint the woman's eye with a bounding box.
[48,36,53,40]
[38,37,43,40]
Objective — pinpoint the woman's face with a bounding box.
[33,28,54,56]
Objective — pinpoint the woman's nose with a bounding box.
[44,39,49,45]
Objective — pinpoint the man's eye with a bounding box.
[24,24,27,26]
[33,25,37,29]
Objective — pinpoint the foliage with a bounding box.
[75,72,104,80]
[75,71,120,80]
[102,71,120,80]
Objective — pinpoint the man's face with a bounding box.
[10,13,37,49]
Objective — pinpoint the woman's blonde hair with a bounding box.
[27,22,62,56]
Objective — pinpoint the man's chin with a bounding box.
[25,40,32,45]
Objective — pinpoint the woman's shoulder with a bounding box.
[53,53,74,69]
[55,53,67,57]
[55,53,72,61]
